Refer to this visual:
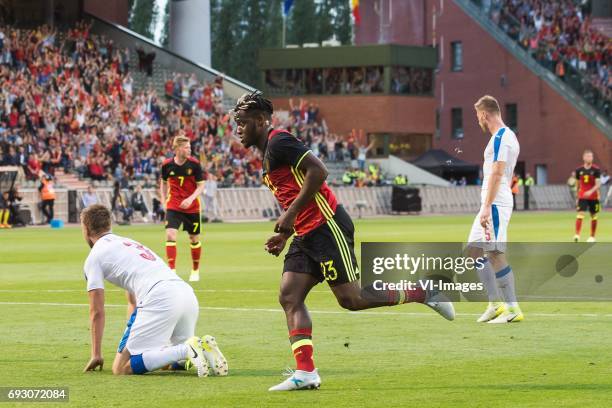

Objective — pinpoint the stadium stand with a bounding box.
[0,18,585,225]
[472,0,611,122]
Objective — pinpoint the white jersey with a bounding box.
[84,233,180,301]
[481,127,520,207]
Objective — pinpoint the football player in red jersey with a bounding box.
[573,149,601,242]
[160,135,205,281]
[233,91,454,392]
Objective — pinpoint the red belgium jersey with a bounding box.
[575,164,601,200]
[262,129,338,236]
[161,156,204,213]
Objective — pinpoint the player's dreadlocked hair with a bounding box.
[233,90,274,117]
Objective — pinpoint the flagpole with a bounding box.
[282,14,286,48]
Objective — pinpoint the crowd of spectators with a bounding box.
[272,98,383,186]
[266,66,388,96]
[266,65,435,96]
[0,21,386,195]
[0,20,267,189]
[481,0,611,114]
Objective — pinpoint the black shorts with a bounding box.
[283,205,359,286]
[577,199,600,214]
[165,210,202,234]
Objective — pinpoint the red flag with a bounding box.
[351,0,361,25]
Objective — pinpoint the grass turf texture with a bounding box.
[1,211,611,407]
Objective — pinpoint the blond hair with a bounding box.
[474,95,501,114]
[172,135,190,150]
[81,204,111,237]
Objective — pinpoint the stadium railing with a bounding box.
[7,186,577,224]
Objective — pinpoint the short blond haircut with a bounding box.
[172,135,190,149]
[474,95,501,114]
[81,204,111,237]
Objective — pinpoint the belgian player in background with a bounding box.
[573,149,601,243]
[160,135,205,282]
[233,91,454,392]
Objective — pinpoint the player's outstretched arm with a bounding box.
[84,288,105,372]
[275,153,328,235]
[480,161,506,228]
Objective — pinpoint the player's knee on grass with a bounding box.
[112,365,132,375]
[112,352,133,375]
[188,234,200,244]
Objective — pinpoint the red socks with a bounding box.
[576,215,597,238]
[190,241,202,271]
[289,328,315,372]
[387,287,426,305]
[591,218,598,238]
[166,241,176,269]
[575,216,583,235]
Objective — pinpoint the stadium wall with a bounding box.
[271,95,436,141]
[15,186,576,224]
[83,0,128,26]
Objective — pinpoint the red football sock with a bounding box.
[166,241,176,269]
[575,217,583,235]
[289,328,315,372]
[386,287,426,305]
[190,241,202,271]
[590,218,598,237]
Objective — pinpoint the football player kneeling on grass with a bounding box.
[80,204,228,377]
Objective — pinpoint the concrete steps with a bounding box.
[55,169,90,190]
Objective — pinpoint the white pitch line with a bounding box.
[0,301,611,318]
[0,289,324,294]
[2,289,611,301]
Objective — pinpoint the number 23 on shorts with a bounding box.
[320,260,337,281]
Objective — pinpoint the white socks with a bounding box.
[495,265,518,308]
[142,344,189,372]
[477,259,502,302]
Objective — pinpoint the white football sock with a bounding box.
[495,265,519,308]
[142,344,188,372]
[477,259,502,303]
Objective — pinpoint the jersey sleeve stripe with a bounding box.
[295,151,311,170]
[290,167,335,219]
[296,167,335,217]
[493,127,506,162]
[290,166,332,219]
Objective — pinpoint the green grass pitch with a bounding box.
[1,211,611,407]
